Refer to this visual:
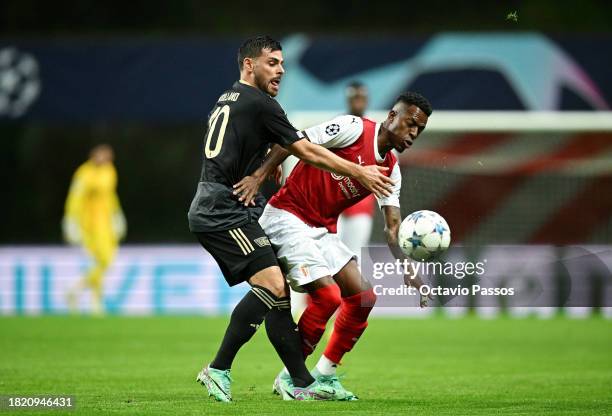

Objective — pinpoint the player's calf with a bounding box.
[323,287,377,366]
[298,283,342,356]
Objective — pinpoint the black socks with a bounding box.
[210,285,314,388]
[210,288,269,370]
[265,304,315,388]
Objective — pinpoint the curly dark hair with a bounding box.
[395,92,433,116]
[237,35,282,70]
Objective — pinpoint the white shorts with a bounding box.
[259,205,356,292]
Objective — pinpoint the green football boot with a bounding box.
[313,371,359,401]
[196,364,232,403]
[272,369,336,401]
[272,369,294,400]
[290,380,337,401]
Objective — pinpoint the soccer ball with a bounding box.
[0,47,41,118]
[398,210,451,261]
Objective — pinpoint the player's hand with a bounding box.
[355,165,394,198]
[419,292,433,308]
[62,217,82,245]
[233,175,264,207]
[404,273,433,308]
[268,165,282,185]
[113,211,127,240]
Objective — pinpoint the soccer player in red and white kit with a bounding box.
[234,92,432,400]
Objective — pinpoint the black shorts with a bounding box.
[194,222,278,286]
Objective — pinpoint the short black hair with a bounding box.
[346,81,368,98]
[395,92,432,116]
[237,35,282,70]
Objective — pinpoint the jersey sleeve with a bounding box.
[261,99,301,146]
[375,163,401,208]
[302,115,363,148]
[64,164,87,219]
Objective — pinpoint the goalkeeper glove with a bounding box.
[62,217,82,245]
[113,211,127,240]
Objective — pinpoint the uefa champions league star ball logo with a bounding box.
[325,123,340,136]
[0,47,41,118]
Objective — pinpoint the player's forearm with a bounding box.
[385,229,424,286]
[64,196,82,219]
[385,227,407,262]
[288,139,360,178]
[383,206,418,280]
[254,144,290,180]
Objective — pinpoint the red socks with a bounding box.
[323,288,376,364]
[298,285,377,363]
[298,284,341,357]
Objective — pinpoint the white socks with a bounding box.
[282,355,339,379]
[315,355,338,376]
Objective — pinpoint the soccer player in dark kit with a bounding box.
[188,35,395,402]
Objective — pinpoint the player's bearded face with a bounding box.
[386,105,428,152]
[253,49,284,97]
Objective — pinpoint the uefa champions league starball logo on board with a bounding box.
[0,47,41,118]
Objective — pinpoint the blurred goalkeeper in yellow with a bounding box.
[62,144,126,314]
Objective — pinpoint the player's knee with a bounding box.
[361,287,377,309]
[249,266,288,298]
[310,284,342,312]
[258,278,287,299]
[94,253,113,270]
[343,287,377,317]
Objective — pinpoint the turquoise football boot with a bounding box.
[196,364,232,403]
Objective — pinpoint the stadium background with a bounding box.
[1,1,611,315]
[1,3,611,415]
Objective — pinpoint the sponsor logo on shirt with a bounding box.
[332,173,362,200]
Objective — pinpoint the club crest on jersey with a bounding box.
[254,236,271,247]
[325,123,340,136]
[299,265,310,278]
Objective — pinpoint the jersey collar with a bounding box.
[237,79,272,98]
[373,123,385,163]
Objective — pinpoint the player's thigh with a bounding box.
[338,213,374,256]
[303,275,337,293]
[260,206,332,291]
[278,238,332,292]
[83,231,117,268]
[194,222,279,288]
[333,259,372,297]
[318,232,356,281]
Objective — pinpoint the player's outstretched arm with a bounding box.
[288,138,394,198]
[233,139,395,205]
[62,169,86,245]
[382,205,432,307]
[233,144,290,206]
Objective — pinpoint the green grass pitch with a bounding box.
[1,316,611,415]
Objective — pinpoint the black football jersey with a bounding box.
[188,81,301,232]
